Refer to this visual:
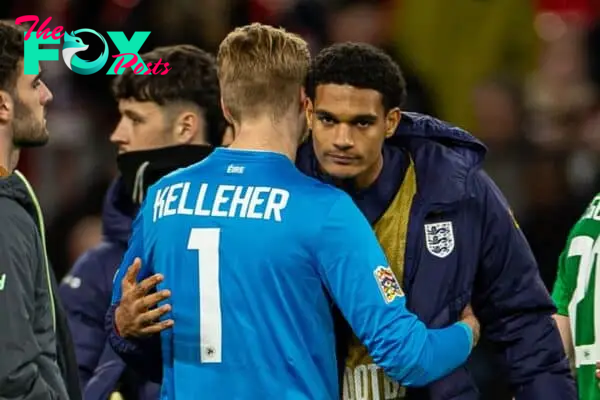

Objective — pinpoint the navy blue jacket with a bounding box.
[107,113,576,399]
[298,113,576,399]
[59,180,160,399]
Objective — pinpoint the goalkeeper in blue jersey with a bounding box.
[107,23,479,399]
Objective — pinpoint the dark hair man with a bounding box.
[0,20,82,400]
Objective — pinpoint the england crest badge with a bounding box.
[424,221,455,258]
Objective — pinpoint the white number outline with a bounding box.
[188,227,222,363]
[566,235,600,366]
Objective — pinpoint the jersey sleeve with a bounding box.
[313,193,473,387]
[111,198,152,304]
[552,246,573,317]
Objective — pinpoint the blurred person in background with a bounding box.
[519,15,600,293]
[58,44,227,400]
[391,0,538,132]
[572,17,600,201]
[472,76,528,216]
[518,151,588,289]
[0,20,81,400]
[295,42,575,400]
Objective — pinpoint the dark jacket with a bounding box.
[107,113,576,399]
[0,171,82,400]
[300,113,575,399]
[59,179,160,400]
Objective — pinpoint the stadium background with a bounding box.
[0,2,598,396]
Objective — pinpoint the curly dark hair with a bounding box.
[305,42,407,111]
[0,21,26,93]
[112,45,226,146]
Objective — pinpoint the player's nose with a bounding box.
[332,125,354,149]
[40,82,53,105]
[110,120,129,147]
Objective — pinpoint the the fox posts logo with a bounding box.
[62,29,109,75]
[16,15,172,75]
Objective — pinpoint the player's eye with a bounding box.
[32,79,41,89]
[317,115,336,126]
[354,120,372,129]
[128,116,142,125]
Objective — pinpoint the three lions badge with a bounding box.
[424,221,455,258]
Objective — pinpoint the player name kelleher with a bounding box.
[152,182,289,223]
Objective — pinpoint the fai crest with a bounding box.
[424,221,455,258]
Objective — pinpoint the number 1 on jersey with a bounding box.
[188,227,222,363]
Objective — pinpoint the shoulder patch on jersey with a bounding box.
[373,266,404,303]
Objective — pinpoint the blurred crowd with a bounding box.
[2,0,600,295]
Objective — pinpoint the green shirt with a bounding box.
[552,193,600,400]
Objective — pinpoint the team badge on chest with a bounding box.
[424,221,455,258]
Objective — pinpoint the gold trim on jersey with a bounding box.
[343,154,417,400]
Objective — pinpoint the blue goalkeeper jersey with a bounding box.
[111,147,473,400]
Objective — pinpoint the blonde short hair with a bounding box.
[217,23,310,122]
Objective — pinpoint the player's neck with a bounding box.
[352,153,384,191]
[228,116,301,162]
